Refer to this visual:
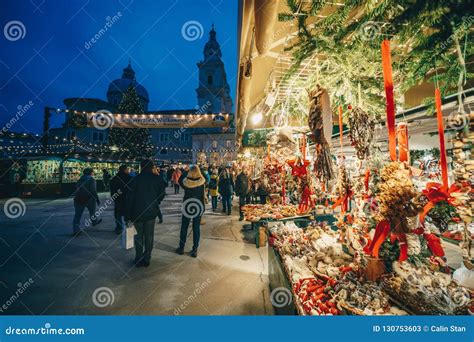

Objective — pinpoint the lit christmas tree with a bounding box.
[108,85,155,159]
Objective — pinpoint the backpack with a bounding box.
[209,177,217,190]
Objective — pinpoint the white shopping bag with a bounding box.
[121,223,137,250]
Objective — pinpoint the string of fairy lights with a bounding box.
[1,107,237,158]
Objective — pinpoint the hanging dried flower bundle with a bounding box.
[348,107,376,160]
[375,162,423,232]
[308,85,334,182]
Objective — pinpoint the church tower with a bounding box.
[196,25,233,113]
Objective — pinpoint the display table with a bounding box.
[268,243,298,315]
[248,214,312,248]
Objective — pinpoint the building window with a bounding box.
[92,132,105,142]
[226,140,232,148]
[160,149,168,155]
[208,75,213,85]
[212,140,218,148]
[160,133,169,142]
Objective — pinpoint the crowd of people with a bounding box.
[71,161,269,268]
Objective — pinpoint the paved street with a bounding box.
[0,187,272,315]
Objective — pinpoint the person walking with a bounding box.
[72,168,102,236]
[152,165,166,224]
[167,167,174,188]
[171,168,182,194]
[235,168,250,221]
[218,169,233,215]
[176,165,205,258]
[110,165,132,234]
[125,159,166,267]
[209,169,219,211]
[102,169,111,191]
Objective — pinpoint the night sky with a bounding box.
[0,0,238,133]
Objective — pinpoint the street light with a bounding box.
[251,112,263,125]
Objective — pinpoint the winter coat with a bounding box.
[179,175,206,204]
[218,174,234,197]
[125,171,166,222]
[171,169,182,184]
[209,174,219,197]
[110,171,133,216]
[235,173,249,197]
[74,175,99,204]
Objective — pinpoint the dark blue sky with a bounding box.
[0,0,238,133]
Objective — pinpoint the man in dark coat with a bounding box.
[235,168,250,221]
[72,168,102,235]
[110,165,132,234]
[125,159,166,268]
[218,169,234,215]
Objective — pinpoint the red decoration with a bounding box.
[397,122,409,162]
[381,40,397,162]
[435,88,449,190]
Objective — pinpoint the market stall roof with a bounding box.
[235,0,472,147]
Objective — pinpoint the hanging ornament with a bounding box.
[347,107,376,160]
[307,85,334,182]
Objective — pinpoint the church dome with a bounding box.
[108,78,149,101]
[107,60,149,109]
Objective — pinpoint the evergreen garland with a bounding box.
[279,0,474,117]
[108,85,155,159]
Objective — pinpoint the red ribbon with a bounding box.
[397,122,409,163]
[381,40,397,162]
[435,88,449,190]
[390,233,408,261]
[331,190,353,213]
[419,182,460,223]
[365,220,391,258]
[364,169,370,193]
[412,227,445,257]
[365,221,408,261]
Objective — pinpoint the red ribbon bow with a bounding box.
[419,182,461,223]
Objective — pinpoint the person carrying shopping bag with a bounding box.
[125,159,166,268]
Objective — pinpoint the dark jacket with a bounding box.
[74,175,99,204]
[110,171,133,215]
[125,171,166,222]
[218,174,234,197]
[235,172,249,197]
[179,175,205,204]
